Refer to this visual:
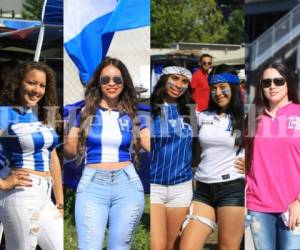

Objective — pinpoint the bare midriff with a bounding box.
[87,161,132,170]
[12,168,51,177]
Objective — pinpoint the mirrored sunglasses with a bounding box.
[99,75,124,85]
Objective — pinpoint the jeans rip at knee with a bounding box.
[28,208,40,249]
[125,203,143,244]
[250,215,262,235]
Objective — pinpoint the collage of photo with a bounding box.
[0,0,299,249]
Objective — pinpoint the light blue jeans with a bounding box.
[75,164,145,250]
[248,210,300,250]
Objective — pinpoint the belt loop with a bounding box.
[90,169,97,182]
[122,168,130,180]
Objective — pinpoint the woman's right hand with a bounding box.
[0,170,32,190]
[234,157,245,174]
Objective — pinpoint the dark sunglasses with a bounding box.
[99,75,123,85]
[202,61,212,66]
[260,77,285,88]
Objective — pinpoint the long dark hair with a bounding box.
[245,62,299,172]
[208,64,244,148]
[77,57,141,163]
[151,64,195,126]
[0,61,61,130]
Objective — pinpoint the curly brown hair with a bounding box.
[0,61,61,131]
[77,57,141,164]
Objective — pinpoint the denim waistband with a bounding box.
[82,164,138,183]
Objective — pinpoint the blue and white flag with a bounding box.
[64,0,150,85]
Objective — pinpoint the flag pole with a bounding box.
[34,0,48,62]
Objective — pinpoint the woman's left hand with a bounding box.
[234,157,245,174]
[288,200,300,230]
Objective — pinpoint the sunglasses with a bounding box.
[99,75,123,85]
[260,78,285,88]
[202,61,212,66]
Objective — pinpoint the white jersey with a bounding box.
[194,111,244,183]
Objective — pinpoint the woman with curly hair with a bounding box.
[150,63,196,250]
[0,61,63,250]
[64,57,150,249]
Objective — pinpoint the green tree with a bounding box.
[225,7,244,44]
[151,0,229,47]
[21,0,44,20]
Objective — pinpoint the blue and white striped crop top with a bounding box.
[74,107,147,164]
[0,107,59,172]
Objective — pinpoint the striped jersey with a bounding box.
[0,106,59,172]
[74,107,147,163]
[150,103,193,185]
[0,144,8,170]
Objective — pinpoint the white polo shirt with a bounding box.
[194,111,244,183]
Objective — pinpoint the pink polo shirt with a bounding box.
[247,102,300,212]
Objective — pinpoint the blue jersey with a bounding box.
[74,107,147,164]
[0,107,59,172]
[150,104,193,185]
[0,146,8,170]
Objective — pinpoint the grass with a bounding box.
[64,188,150,249]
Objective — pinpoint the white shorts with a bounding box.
[150,180,193,208]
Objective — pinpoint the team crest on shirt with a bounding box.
[288,116,300,130]
[167,118,192,134]
[168,119,177,127]
[118,118,131,132]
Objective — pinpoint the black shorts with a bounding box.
[193,178,245,208]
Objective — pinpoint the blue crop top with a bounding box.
[0,107,59,171]
[74,107,147,164]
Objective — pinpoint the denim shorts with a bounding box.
[193,178,245,208]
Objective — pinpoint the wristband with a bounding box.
[56,203,64,209]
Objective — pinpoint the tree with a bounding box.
[225,7,244,44]
[21,0,44,20]
[151,0,229,47]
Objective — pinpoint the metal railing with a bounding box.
[250,3,300,70]
[0,9,15,18]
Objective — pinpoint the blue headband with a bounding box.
[208,73,240,85]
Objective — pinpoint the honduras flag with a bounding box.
[64,0,150,85]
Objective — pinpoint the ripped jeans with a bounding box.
[75,164,145,250]
[248,210,300,250]
[0,174,63,250]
